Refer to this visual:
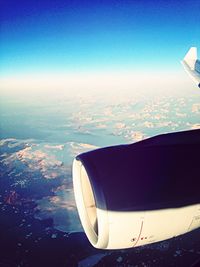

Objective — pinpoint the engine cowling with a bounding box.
[73,129,200,249]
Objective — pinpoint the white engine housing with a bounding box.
[73,130,200,249]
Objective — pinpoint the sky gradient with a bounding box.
[0,0,200,92]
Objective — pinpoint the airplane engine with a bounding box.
[73,129,200,249]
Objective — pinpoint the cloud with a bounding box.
[143,121,154,128]
[190,123,200,130]
[96,123,107,129]
[156,121,179,128]
[69,142,98,158]
[0,70,192,99]
[175,112,187,117]
[44,144,64,150]
[115,123,126,129]
[153,114,167,120]
[192,103,200,113]
[126,131,145,142]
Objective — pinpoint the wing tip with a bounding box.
[183,47,197,70]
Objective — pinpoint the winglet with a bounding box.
[183,47,197,70]
[182,47,200,87]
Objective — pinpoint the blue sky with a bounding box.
[0,0,200,76]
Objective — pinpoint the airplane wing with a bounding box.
[182,47,200,87]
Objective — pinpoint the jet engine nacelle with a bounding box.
[73,129,200,249]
